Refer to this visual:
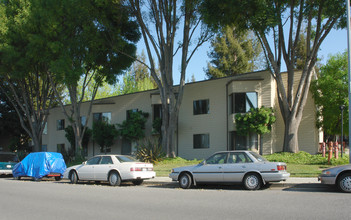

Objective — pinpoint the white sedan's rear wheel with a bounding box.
[109,171,121,186]
[243,173,262,190]
[338,173,351,193]
[179,173,192,189]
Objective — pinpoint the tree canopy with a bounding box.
[128,0,210,157]
[235,107,276,136]
[311,51,348,135]
[0,0,58,151]
[27,0,140,157]
[201,0,346,152]
[206,26,263,79]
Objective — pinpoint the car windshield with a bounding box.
[116,155,139,163]
[0,153,19,162]
[249,151,268,162]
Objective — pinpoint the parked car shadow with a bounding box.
[54,179,145,187]
[10,176,61,182]
[145,181,273,191]
[282,183,340,193]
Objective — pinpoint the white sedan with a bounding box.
[63,155,155,186]
[169,151,290,190]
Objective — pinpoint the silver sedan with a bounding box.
[169,151,290,190]
[319,165,351,193]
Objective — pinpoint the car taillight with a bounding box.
[277,165,286,171]
[130,167,143,171]
[130,167,153,171]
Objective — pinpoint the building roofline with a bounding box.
[54,69,273,108]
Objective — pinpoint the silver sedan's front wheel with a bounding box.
[179,173,192,189]
[69,171,78,184]
[243,173,262,190]
[338,173,351,193]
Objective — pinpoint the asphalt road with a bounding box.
[0,177,349,220]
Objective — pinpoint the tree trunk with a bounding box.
[283,117,300,153]
[31,135,41,152]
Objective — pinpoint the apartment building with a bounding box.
[42,70,321,160]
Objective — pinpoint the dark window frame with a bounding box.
[229,92,258,114]
[126,109,139,120]
[93,112,112,124]
[57,119,65,130]
[153,104,162,121]
[193,133,210,149]
[229,131,258,151]
[193,99,210,115]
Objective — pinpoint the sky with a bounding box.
[136,28,348,84]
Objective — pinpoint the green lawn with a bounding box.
[154,157,201,177]
[287,164,333,177]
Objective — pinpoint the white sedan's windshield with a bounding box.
[249,152,268,162]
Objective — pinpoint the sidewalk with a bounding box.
[145,176,320,187]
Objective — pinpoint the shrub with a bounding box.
[264,151,349,165]
[134,137,165,164]
[117,111,149,141]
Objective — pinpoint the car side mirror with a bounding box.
[82,161,87,165]
[200,160,206,165]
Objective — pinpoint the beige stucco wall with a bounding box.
[42,90,157,157]
[42,70,320,160]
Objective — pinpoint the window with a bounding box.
[193,99,209,115]
[57,119,65,130]
[205,153,227,164]
[86,156,101,165]
[93,112,111,123]
[100,156,113,164]
[153,104,162,120]
[116,155,138,163]
[227,152,252,163]
[41,145,47,152]
[229,131,258,151]
[127,109,138,120]
[43,122,48,135]
[81,116,86,126]
[57,144,65,153]
[229,92,258,114]
[193,134,210,149]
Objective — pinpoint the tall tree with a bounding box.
[311,52,348,136]
[206,26,263,79]
[0,0,57,152]
[128,0,210,157]
[24,0,140,158]
[201,0,346,152]
[118,52,157,94]
[0,89,30,152]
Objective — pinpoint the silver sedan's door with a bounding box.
[77,156,101,180]
[222,152,253,182]
[192,153,228,183]
[192,164,224,182]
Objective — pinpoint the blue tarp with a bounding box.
[12,152,66,179]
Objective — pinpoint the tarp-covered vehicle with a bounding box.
[12,152,66,181]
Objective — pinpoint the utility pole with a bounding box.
[347,0,351,163]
